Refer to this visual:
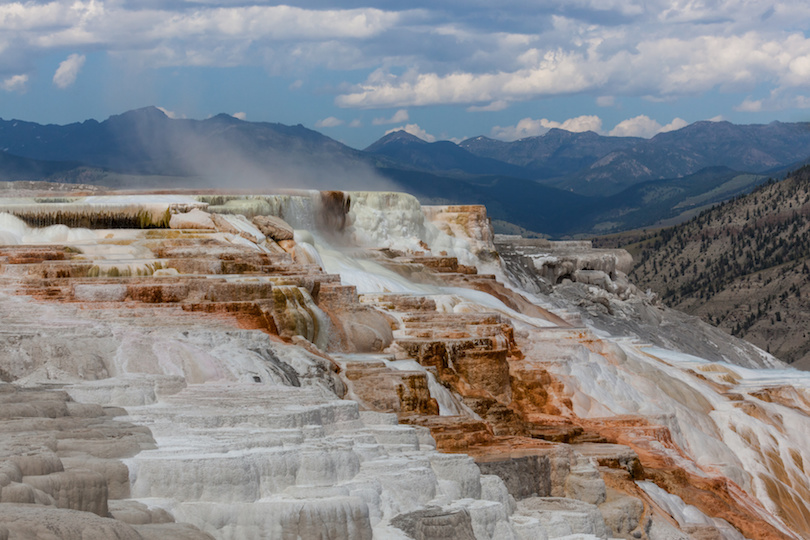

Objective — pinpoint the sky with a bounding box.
[1,1,810,150]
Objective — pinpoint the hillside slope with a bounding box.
[624,166,810,367]
[0,150,89,182]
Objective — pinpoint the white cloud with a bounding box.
[661,117,688,132]
[491,118,544,140]
[3,3,411,71]
[384,123,436,142]
[467,100,510,112]
[609,115,660,137]
[1,74,28,92]
[52,53,85,88]
[349,119,362,128]
[491,115,602,140]
[7,0,810,122]
[608,115,687,138]
[156,107,183,119]
[734,96,765,113]
[21,4,405,47]
[596,96,615,107]
[336,50,601,108]
[334,27,810,110]
[151,6,403,42]
[315,116,344,128]
[232,112,247,120]
[372,109,408,125]
[707,115,725,122]
[735,91,810,112]
[556,115,603,133]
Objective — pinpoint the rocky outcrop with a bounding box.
[251,215,294,241]
[496,234,784,368]
[495,236,633,286]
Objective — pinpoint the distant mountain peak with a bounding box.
[108,106,169,122]
[208,112,244,124]
[542,127,578,137]
[365,130,427,152]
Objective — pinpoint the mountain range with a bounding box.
[2,106,810,236]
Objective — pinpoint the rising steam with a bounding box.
[96,108,405,193]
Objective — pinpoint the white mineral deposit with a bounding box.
[0,188,806,540]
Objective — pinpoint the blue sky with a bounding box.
[1,1,810,149]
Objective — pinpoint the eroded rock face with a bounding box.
[318,191,352,233]
[0,188,808,540]
[319,283,394,353]
[476,455,551,499]
[330,218,809,539]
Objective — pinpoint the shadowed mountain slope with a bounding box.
[459,129,643,180]
[0,151,86,182]
[366,130,540,179]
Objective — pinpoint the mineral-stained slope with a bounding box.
[0,186,808,539]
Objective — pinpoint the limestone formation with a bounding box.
[0,384,212,539]
[0,186,806,540]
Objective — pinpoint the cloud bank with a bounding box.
[492,115,603,140]
[609,115,688,138]
[491,114,691,140]
[2,0,810,145]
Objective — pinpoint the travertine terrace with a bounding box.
[0,184,808,539]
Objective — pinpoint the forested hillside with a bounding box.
[618,166,810,368]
